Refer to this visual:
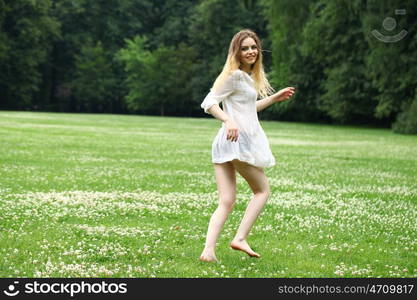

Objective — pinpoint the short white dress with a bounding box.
[201,69,276,168]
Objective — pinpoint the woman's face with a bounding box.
[239,37,258,67]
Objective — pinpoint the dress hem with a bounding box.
[211,157,276,168]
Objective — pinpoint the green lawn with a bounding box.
[0,111,416,277]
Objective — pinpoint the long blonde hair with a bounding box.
[212,29,274,99]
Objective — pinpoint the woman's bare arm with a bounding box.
[207,104,239,142]
[207,104,230,123]
[256,96,275,112]
[256,87,296,112]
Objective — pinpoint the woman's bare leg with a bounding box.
[200,162,236,262]
[230,159,270,258]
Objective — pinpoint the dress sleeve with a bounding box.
[200,72,237,114]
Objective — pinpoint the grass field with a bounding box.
[0,111,416,278]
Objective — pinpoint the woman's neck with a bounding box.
[240,64,252,74]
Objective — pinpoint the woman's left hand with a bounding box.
[273,87,295,102]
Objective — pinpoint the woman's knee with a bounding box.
[232,160,270,194]
[254,190,270,200]
[254,184,270,199]
[218,195,236,212]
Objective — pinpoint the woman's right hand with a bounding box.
[225,119,239,142]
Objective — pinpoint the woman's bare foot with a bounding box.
[199,249,218,262]
[230,239,260,258]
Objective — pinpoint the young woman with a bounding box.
[199,29,295,262]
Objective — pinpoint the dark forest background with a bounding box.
[1,0,416,134]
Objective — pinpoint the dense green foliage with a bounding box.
[0,0,416,133]
[0,0,59,109]
[265,0,417,132]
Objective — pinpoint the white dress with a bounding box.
[201,69,276,168]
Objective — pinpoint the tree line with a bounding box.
[1,0,416,134]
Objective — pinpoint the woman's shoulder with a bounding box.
[228,69,245,82]
[231,69,253,84]
[230,69,244,77]
[212,69,245,92]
